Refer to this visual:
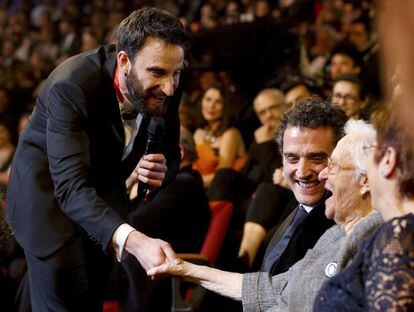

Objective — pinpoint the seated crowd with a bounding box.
[1,1,413,311]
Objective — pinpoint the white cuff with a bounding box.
[112,223,136,262]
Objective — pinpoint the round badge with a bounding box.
[324,261,338,277]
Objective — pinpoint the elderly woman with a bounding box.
[148,120,383,311]
[314,109,414,311]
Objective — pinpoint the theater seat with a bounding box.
[171,200,234,312]
[103,300,118,312]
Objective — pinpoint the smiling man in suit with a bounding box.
[260,97,347,275]
[6,8,188,310]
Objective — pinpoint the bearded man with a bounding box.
[5,8,187,310]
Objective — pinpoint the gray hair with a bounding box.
[344,119,377,173]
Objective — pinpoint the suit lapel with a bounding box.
[102,45,125,148]
[264,200,298,258]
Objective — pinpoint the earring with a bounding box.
[360,186,369,196]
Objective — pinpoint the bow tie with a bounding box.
[121,109,139,121]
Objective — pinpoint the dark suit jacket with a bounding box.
[262,197,334,275]
[6,45,181,258]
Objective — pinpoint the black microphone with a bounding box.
[137,117,165,201]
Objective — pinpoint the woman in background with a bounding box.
[193,84,246,188]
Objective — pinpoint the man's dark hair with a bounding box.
[280,75,313,95]
[333,72,368,100]
[276,97,348,154]
[329,44,364,69]
[117,7,188,61]
[351,16,371,35]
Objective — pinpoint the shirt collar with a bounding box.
[114,67,136,116]
[300,204,314,213]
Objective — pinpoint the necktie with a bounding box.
[262,205,308,272]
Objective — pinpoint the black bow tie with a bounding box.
[121,109,139,120]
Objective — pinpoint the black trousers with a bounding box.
[24,234,114,312]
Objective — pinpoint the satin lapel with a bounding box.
[102,45,125,147]
[270,204,298,247]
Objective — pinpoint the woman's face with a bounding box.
[201,88,223,123]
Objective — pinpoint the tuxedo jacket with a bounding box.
[262,198,335,275]
[6,45,181,258]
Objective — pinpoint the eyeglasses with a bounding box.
[326,157,357,175]
[332,93,358,103]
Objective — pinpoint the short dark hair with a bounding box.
[280,75,313,95]
[329,44,363,69]
[372,106,414,199]
[117,7,188,61]
[333,72,367,100]
[351,16,371,35]
[276,97,348,154]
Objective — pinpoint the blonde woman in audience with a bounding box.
[193,84,246,188]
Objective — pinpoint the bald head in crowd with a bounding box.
[253,88,285,143]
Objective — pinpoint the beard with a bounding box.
[124,70,169,117]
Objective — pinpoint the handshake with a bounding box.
[124,230,195,283]
[126,230,244,302]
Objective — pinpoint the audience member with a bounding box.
[193,84,246,188]
[349,16,381,99]
[0,88,19,144]
[328,44,362,81]
[331,73,368,119]
[300,25,338,82]
[57,16,81,59]
[281,78,312,109]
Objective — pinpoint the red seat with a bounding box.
[103,300,118,312]
[171,200,234,312]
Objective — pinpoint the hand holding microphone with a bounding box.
[135,117,167,200]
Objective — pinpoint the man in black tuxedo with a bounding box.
[261,98,348,275]
[6,8,187,310]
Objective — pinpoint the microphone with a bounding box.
[137,117,165,201]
